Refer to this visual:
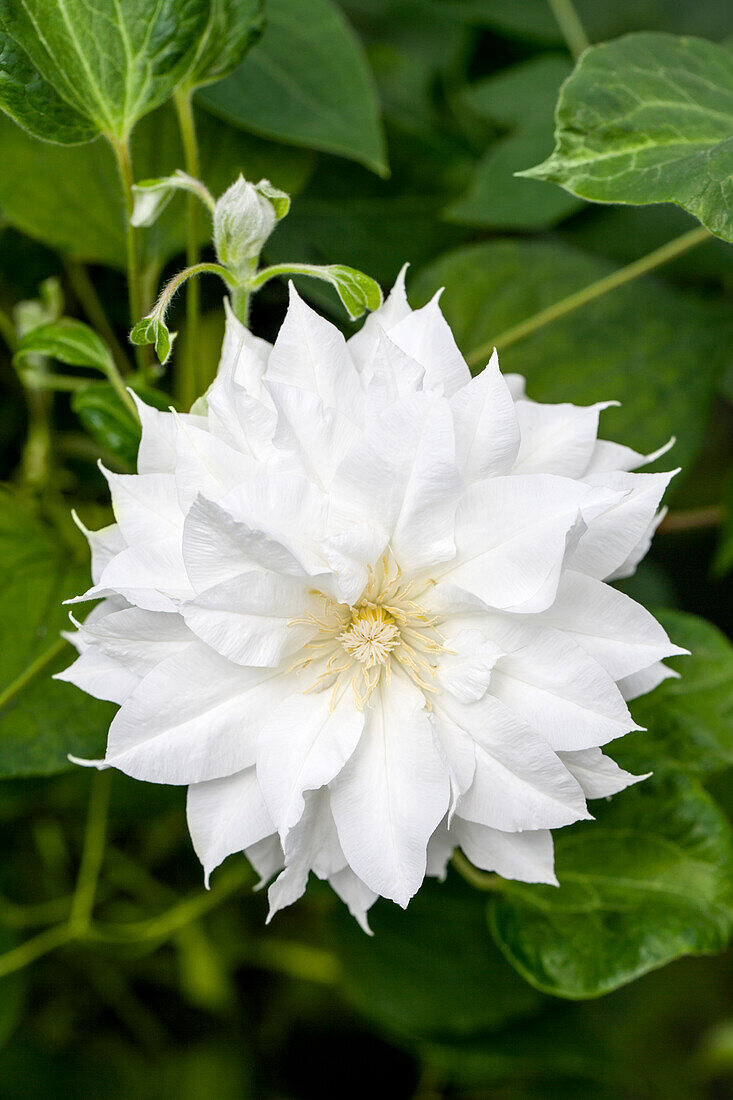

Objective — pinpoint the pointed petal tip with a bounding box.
[67,754,108,769]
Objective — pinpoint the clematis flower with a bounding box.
[60,269,684,932]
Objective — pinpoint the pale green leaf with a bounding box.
[490,771,733,998]
[522,34,733,242]
[14,319,112,372]
[0,0,210,142]
[198,0,388,175]
[130,315,175,365]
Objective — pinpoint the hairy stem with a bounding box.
[466,225,711,368]
[174,89,204,402]
[547,0,589,59]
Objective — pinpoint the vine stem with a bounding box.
[174,89,204,402]
[451,850,501,892]
[466,225,711,368]
[0,636,67,713]
[110,137,145,371]
[547,0,589,59]
[68,770,112,936]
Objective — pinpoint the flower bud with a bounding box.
[213,176,290,275]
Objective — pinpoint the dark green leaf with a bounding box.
[0,31,96,143]
[183,0,265,91]
[712,473,733,578]
[198,0,388,175]
[0,0,210,142]
[0,105,313,272]
[490,771,733,999]
[330,870,539,1039]
[72,382,171,468]
[448,56,583,230]
[616,610,733,778]
[522,34,733,242]
[411,239,732,479]
[14,319,112,372]
[0,490,112,777]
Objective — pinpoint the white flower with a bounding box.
[60,269,684,932]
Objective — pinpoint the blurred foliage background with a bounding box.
[0,1,731,1096]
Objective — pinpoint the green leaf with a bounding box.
[130,315,175,366]
[522,34,733,243]
[490,771,733,999]
[411,239,732,478]
[131,171,215,229]
[713,472,733,578]
[265,263,383,319]
[0,490,112,777]
[0,104,313,272]
[615,610,733,779]
[329,870,539,1039]
[182,0,265,91]
[14,319,112,373]
[0,0,210,143]
[198,0,388,175]
[72,382,171,468]
[0,31,97,143]
[447,56,583,230]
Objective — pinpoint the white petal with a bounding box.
[267,380,359,491]
[181,571,313,667]
[387,293,471,396]
[436,694,589,831]
[584,436,675,476]
[217,296,271,397]
[266,283,363,422]
[101,468,183,544]
[257,687,365,837]
[246,834,284,887]
[71,606,193,678]
[512,400,616,478]
[437,628,503,704]
[187,766,275,886]
[330,676,449,906]
[536,570,686,680]
[347,263,411,371]
[504,373,526,399]
[361,326,425,416]
[618,661,679,701]
[571,469,676,580]
[98,537,193,609]
[439,475,617,614]
[450,349,520,482]
[173,420,255,512]
[329,866,378,934]
[425,820,455,880]
[132,396,178,475]
[267,789,345,920]
[182,495,311,593]
[206,379,277,460]
[453,818,558,885]
[558,747,648,800]
[55,647,139,704]
[331,393,461,574]
[104,644,290,784]
[72,514,126,585]
[489,629,638,751]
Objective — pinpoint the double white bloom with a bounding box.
[61,271,682,931]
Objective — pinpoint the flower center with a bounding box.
[339,604,401,668]
[288,554,444,710]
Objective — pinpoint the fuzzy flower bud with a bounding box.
[213,176,290,275]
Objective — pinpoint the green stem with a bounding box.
[230,285,251,327]
[466,224,710,368]
[451,850,501,892]
[110,137,145,370]
[101,354,138,418]
[547,0,589,58]
[174,89,204,401]
[0,636,67,713]
[64,260,133,375]
[68,770,112,937]
[0,923,72,981]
